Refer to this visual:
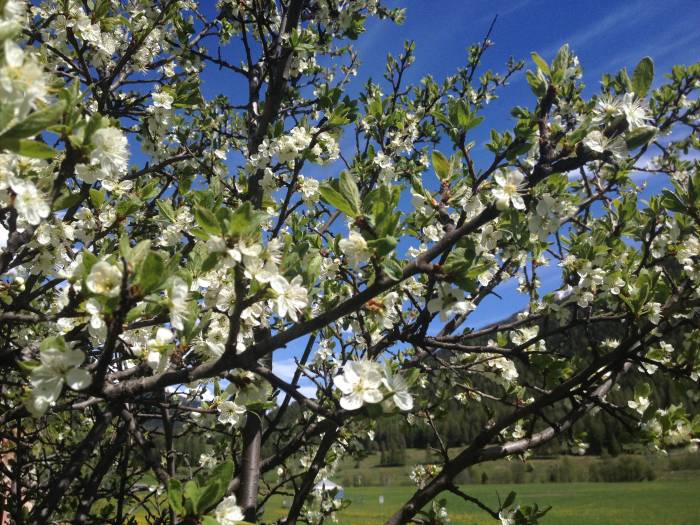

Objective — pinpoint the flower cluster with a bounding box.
[25,337,91,417]
[409,463,442,489]
[75,126,130,183]
[334,361,413,412]
[249,125,339,171]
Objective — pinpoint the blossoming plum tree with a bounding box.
[0,1,699,524]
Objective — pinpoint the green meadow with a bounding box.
[259,450,700,524]
[262,478,700,524]
[103,452,700,523]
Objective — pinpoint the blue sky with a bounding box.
[268,0,700,386]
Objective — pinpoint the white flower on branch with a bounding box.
[217,400,246,428]
[214,495,245,525]
[298,174,320,202]
[270,275,308,322]
[86,260,123,298]
[592,93,624,125]
[583,130,627,158]
[620,92,651,129]
[167,277,188,331]
[25,339,91,417]
[492,170,526,210]
[427,283,475,321]
[334,360,384,410]
[338,231,370,268]
[75,126,129,183]
[10,179,50,225]
[145,327,174,372]
[382,369,414,411]
[0,39,47,119]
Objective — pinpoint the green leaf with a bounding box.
[89,188,105,209]
[196,480,222,514]
[134,252,166,295]
[635,382,651,399]
[530,52,550,74]
[200,252,221,273]
[0,104,16,134]
[115,197,141,218]
[364,185,401,237]
[0,138,56,159]
[367,236,397,258]
[194,206,222,236]
[382,258,403,281]
[432,150,450,180]
[208,461,233,502]
[129,240,151,267]
[1,101,65,140]
[464,114,484,131]
[167,480,185,515]
[403,368,420,387]
[53,190,84,211]
[552,44,570,75]
[227,201,265,237]
[80,250,99,278]
[83,114,105,145]
[319,180,359,217]
[619,68,633,93]
[201,517,219,525]
[625,125,656,150]
[0,21,20,42]
[661,189,686,213]
[303,253,322,287]
[156,200,177,223]
[339,171,361,214]
[502,490,517,510]
[526,70,547,97]
[40,335,67,353]
[631,57,654,97]
[183,480,200,516]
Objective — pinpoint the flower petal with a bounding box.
[65,368,91,390]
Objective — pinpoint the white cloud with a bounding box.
[273,358,299,382]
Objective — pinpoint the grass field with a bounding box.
[262,479,700,524]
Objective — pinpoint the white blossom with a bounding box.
[86,261,123,297]
[0,40,47,119]
[214,495,245,525]
[11,179,49,225]
[592,93,624,125]
[492,170,526,210]
[217,400,246,428]
[145,327,174,372]
[382,370,413,411]
[427,284,474,321]
[620,92,650,129]
[270,275,308,322]
[152,91,173,109]
[167,277,188,331]
[25,340,91,417]
[298,175,320,202]
[339,231,370,267]
[334,360,384,410]
[583,130,627,158]
[76,126,129,183]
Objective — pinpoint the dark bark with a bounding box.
[236,327,272,521]
[284,428,338,525]
[73,423,128,524]
[28,406,115,525]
